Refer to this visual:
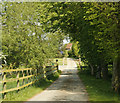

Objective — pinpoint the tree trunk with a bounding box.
[112,53,120,94]
[96,66,101,79]
[89,63,94,75]
[102,64,108,80]
[79,58,82,71]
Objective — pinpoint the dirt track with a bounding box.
[27,58,88,101]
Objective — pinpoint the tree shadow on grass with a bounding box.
[78,70,120,102]
[33,72,60,90]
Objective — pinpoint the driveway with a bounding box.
[26,58,88,102]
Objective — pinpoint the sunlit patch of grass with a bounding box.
[53,58,67,65]
[78,69,120,103]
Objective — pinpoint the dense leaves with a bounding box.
[2,2,64,68]
[2,2,120,93]
[39,2,120,93]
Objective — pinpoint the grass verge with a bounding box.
[78,69,120,103]
[2,71,60,102]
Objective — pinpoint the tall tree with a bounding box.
[39,2,120,93]
[2,2,64,69]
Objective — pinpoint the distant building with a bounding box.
[66,43,72,51]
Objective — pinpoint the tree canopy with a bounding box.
[1,2,120,93]
[2,2,65,68]
[38,2,120,93]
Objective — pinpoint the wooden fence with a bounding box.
[0,63,58,98]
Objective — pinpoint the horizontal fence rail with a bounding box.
[0,62,58,98]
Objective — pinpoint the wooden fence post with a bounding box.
[27,70,29,87]
[35,69,37,80]
[56,59,58,71]
[43,65,46,79]
[3,72,6,99]
[17,71,20,92]
[0,67,58,96]
[37,68,40,79]
[0,68,41,96]
[33,69,36,81]
[30,69,32,86]
[37,68,40,80]
[22,70,25,86]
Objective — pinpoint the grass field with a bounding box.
[78,69,120,103]
[2,71,60,102]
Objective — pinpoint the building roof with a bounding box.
[66,43,72,49]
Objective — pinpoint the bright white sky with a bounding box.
[63,38,70,44]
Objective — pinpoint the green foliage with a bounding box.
[39,2,120,93]
[68,41,79,58]
[72,41,79,57]
[68,49,73,57]
[2,2,120,93]
[2,2,65,69]
[39,2,119,65]
[64,50,69,58]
